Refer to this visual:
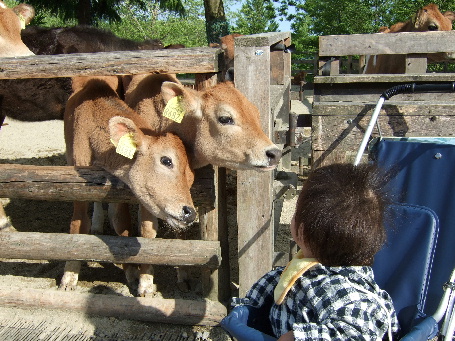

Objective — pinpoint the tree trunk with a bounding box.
[77,0,93,25]
[203,0,230,44]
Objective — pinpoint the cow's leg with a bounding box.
[91,202,105,235]
[108,202,140,292]
[59,201,91,291]
[0,202,15,232]
[137,205,158,297]
[175,229,190,292]
[0,95,5,129]
[108,202,132,237]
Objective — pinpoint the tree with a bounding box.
[203,0,230,44]
[231,0,278,35]
[107,0,207,46]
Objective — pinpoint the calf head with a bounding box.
[0,1,34,57]
[411,3,455,32]
[108,116,196,230]
[160,80,282,170]
[412,3,455,61]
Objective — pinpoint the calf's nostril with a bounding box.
[266,148,282,164]
[182,206,196,223]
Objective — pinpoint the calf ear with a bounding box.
[13,4,35,26]
[109,116,143,147]
[444,11,455,22]
[161,81,201,117]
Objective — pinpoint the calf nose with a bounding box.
[182,206,197,224]
[428,23,438,31]
[266,147,282,166]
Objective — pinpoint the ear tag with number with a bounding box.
[163,96,185,123]
[111,132,137,159]
[18,14,26,29]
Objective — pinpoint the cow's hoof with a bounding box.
[137,282,157,297]
[0,217,16,233]
[58,275,78,291]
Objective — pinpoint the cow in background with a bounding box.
[210,33,242,81]
[365,3,455,73]
[21,25,164,55]
[0,26,165,122]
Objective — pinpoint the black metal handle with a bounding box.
[381,82,455,100]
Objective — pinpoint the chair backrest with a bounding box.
[373,202,439,336]
[372,138,455,332]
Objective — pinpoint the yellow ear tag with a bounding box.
[162,96,185,123]
[18,14,26,29]
[111,132,137,159]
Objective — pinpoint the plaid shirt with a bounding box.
[234,264,399,340]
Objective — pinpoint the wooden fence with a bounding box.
[313,31,455,166]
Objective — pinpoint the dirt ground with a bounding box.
[0,114,299,340]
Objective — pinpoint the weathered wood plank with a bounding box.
[0,232,221,268]
[0,164,215,209]
[0,286,226,326]
[314,73,455,84]
[312,103,455,165]
[313,76,455,103]
[0,47,223,79]
[235,31,291,48]
[319,31,455,56]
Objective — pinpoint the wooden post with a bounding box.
[405,53,428,74]
[234,32,290,296]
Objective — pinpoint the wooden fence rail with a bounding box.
[0,232,221,267]
[0,164,215,208]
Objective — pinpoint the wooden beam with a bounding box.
[0,232,221,268]
[0,164,215,209]
[0,286,226,326]
[319,31,455,56]
[0,47,223,79]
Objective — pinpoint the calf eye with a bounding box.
[218,116,234,125]
[160,156,173,168]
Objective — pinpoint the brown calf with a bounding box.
[365,3,455,73]
[61,76,196,292]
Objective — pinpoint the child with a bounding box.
[222,163,399,341]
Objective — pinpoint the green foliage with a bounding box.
[101,0,206,46]
[14,0,185,26]
[231,0,278,34]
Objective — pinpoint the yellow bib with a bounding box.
[274,250,318,305]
